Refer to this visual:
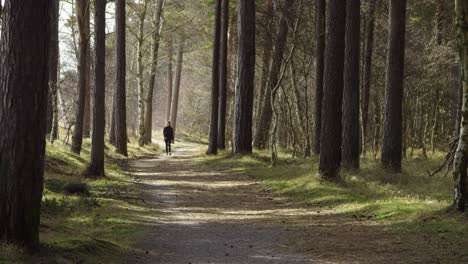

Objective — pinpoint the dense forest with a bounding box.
[1,0,468,263]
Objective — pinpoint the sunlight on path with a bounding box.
[126,141,313,264]
[126,141,462,264]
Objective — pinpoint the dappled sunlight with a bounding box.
[126,144,462,264]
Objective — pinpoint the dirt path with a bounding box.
[127,141,466,264]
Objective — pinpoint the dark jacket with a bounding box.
[163,126,174,141]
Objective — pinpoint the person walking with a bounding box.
[163,121,175,155]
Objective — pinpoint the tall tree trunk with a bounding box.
[71,0,90,154]
[453,0,468,211]
[233,0,255,154]
[83,8,91,139]
[361,0,378,154]
[144,0,165,144]
[319,0,346,180]
[50,0,60,143]
[46,93,53,135]
[83,45,91,138]
[114,0,128,156]
[218,0,229,150]
[0,0,50,252]
[208,0,223,155]
[342,0,361,169]
[381,0,407,172]
[455,65,463,138]
[314,0,326,154]
[372,95,382,159]
[166,34,173,122]
[137,1,148,146]
[170,36,185,132]
[109,96,116,144]
[254,0,274,122]
[85,0,106,178]
[254,1,291,150]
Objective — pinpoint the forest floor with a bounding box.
[127,141,468,264]
[2,139,468,263]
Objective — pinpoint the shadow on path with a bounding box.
[126,141,465,264]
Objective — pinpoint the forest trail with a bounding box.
[126,141,463,264]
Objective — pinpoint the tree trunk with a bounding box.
[218,0,229,150]
[114,0,128,156]
[137,1,149,146]
[319,0,346,180]
[0,0,50,252]
[455,65,463,138]
[254,0,274,122]
[453,0,468,211]
[290,61,309,154]
[342,0,361,169]
[109,96,116,144]
[71,0,90,154]
[381,0,407,172]
[166,34,174,122]
[361,0,378,154]
[254,1,291,150]
[372,95,382,159]
[233,0,255,154]
[207,0,223,155]
[83,10,91,139]
[46,93,53,135]
[83,46,91,138]
[144,0,165,144]
[85,0,106,178]
[314,0,326,155]
[50,0,60,143]
[170,36,185,133]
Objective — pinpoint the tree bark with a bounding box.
[143,0,165,144]
[435,0,445,45]
[319,0,346,180]
[342,0,361,169]
[233,0,255,154]
[218,0,229,150]
[453,0,468,211]
[0,0,50,252]
[170,36,185,133]
[83,13,91,139]
[85,0,106,178]
[254,0,274,122]
[381,0,407,172]
[254,1,291,150]
[71,0,90,154]
[455,65,463,138]
[49,0,60,143]
[137,0,149,146]
[114,0,128,156]
[314,0,326,155]
[166,34,174,122]
[208,0,223,155]
[361,0,378,154]
[109,96,116,144]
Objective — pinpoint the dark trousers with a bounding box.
[165,139,172,154]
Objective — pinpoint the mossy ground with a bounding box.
[0,136,160,264]
[196,148,468,247]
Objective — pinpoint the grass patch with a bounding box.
[196,149,468,246]
[0,137,160,264]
